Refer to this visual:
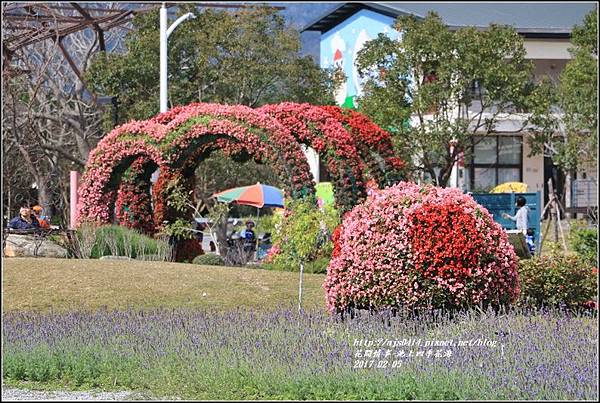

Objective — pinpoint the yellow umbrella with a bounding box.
[490,182,528,193]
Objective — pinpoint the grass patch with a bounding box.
[2,258,326,313]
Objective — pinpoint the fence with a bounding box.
[572,179,597,208]
[469,191,542,248]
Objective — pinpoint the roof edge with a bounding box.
[301,1,576,38]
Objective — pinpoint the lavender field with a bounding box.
[2,307,598,400]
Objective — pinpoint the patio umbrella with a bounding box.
[212,183,284,259]
[491,182,528,193]
[212,182,284,208]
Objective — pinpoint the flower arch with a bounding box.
[319,106,406,188]
[258,102,369,212]
[77,102,406,237]
[77,125,166,226]
[77,103,315,231]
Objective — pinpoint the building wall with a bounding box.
[522,140,545,193]
[316,10,588,195]
[320,9,398,108]
[523,39,573,60]
[532,59,569,81]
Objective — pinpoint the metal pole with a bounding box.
[298,261,304,313]
[69,171,80,229]
[159,3,168,113]
[160,5,195,113]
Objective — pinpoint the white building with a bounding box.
[302,2,597,209]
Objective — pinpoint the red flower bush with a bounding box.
[174,238,204,262]
[324,182,520,313]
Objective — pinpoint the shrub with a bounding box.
[193,254,226,266]
[570,223,598,267]
[174,239,204,263]
[263,256,331,274]
[269,197,340,271]
[518,250,597,310]
[63,225,170,260]
[324,182,520,313]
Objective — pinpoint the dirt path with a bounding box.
[2,387,141,401]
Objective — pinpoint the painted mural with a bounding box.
[320,9,399,109]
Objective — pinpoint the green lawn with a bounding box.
[2,258,327,312]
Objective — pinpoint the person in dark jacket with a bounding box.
[8,207,41,230]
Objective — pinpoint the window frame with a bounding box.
[468,134,523,190]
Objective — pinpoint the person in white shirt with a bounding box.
[503,196,530,233]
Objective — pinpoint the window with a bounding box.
[466,135,522,192]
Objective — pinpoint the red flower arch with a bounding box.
[319,106,406,188]
[259,102,368,211]
[77,102,405,238]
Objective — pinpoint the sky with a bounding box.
[269,2,339,61]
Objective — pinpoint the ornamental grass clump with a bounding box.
[324,181,520,313]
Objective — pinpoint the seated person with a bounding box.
[31,205,51,229]
[240,220,256,251]
[525,228,536,256]
[8,207,41,231]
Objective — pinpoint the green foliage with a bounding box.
[192,254,226,266]
[164,177,197,240]
[85,5,336,125]
[270,197,339,270]
[526,9,597,172]
[355,12,533,186]
[517,250,598,309]
[2,345,492,399]
[569,223,598,267]
[163,218,195,240]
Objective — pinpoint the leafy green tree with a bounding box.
[270,197,340,310]
[86,5,337,124]
[526,9,597,173]
[355,12,533,187]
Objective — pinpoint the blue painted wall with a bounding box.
[320,9,398,108]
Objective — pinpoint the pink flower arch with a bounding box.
[77,102,406,235]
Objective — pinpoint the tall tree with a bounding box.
[526,8,597,174]
[355,12,533,187]
[86,5,337,124]
[2,4,127,223]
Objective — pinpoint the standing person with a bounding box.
[31,205,50,229]
[8,206,41,230]
[503,196,530,233]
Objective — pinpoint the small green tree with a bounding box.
[165,176,230,255]
[355,12,533,187]
[271,197,340,310]
[526,9,597,175]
